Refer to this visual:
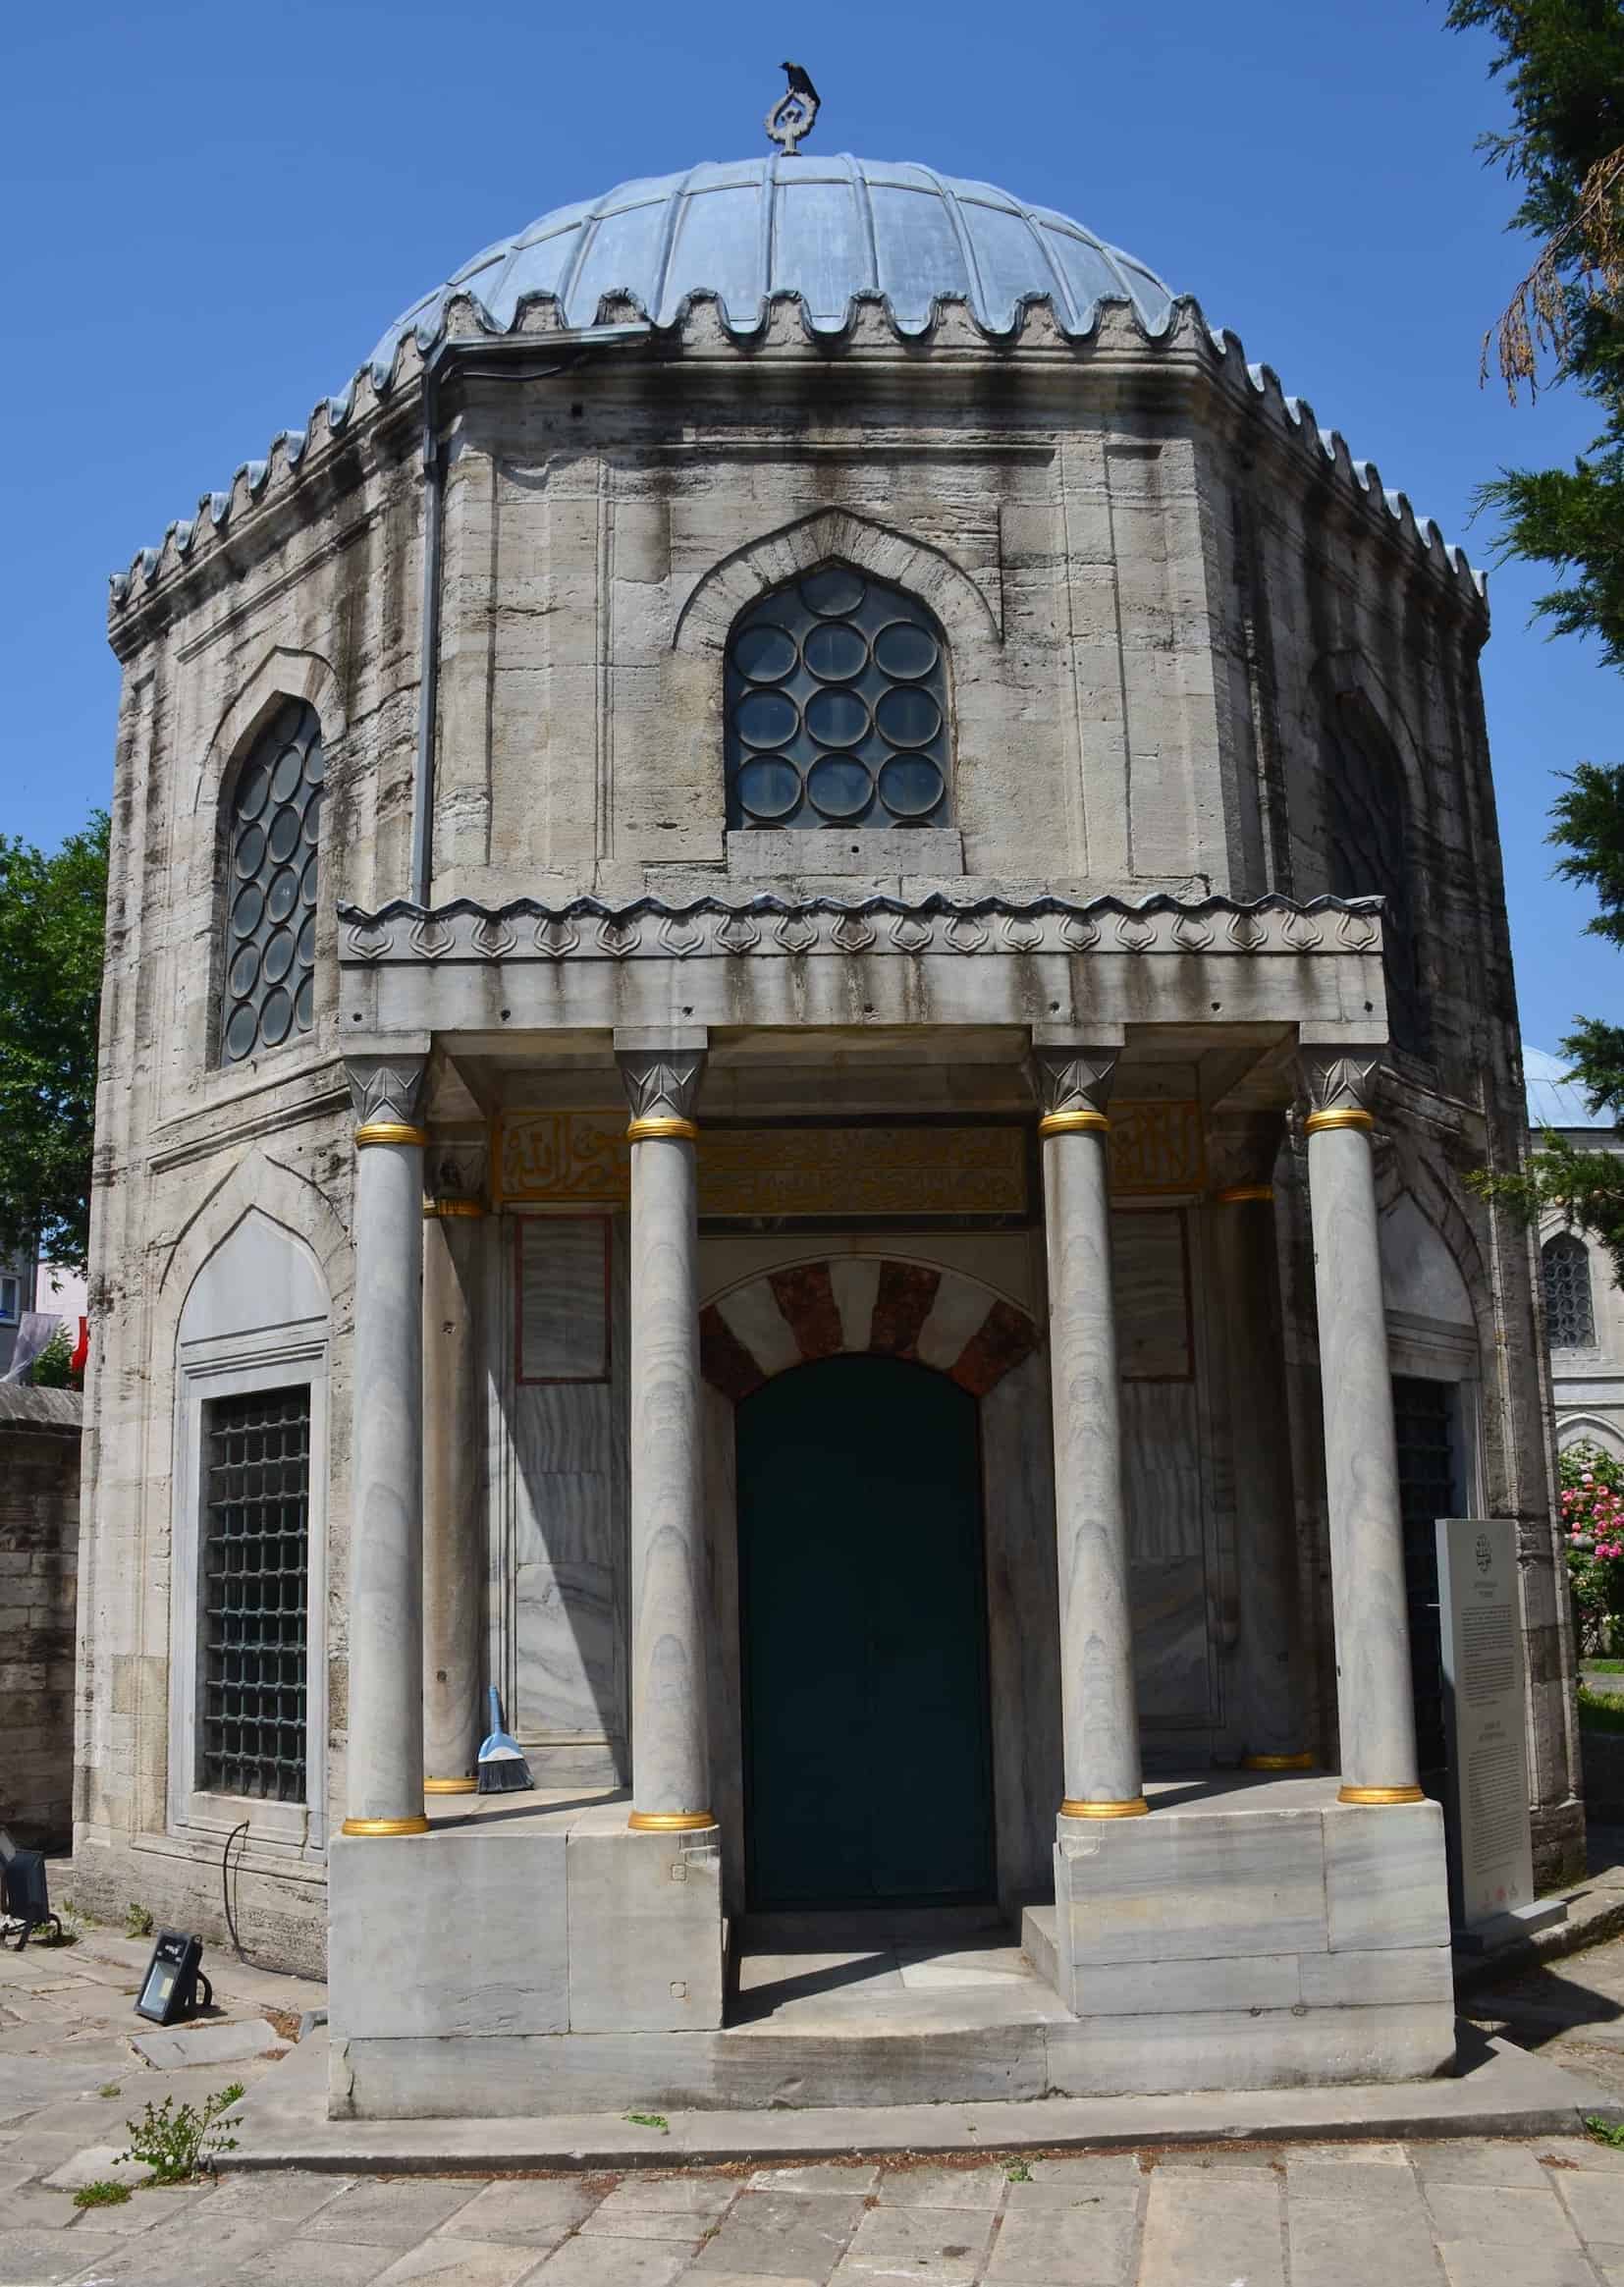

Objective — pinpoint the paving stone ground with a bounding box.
[20,1887,1624,2284]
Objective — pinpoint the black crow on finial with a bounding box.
[767,62,821,153]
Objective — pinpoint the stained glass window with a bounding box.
[726,566,951,831]
[220,701,323,1062]
[1544,1231,1597,1350]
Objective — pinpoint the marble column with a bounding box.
[1031,1035,1146,1819]
[616,1028,715,1833]
[421,1140,487,1795]
[1208,1114,1308,1769]
[343,1053,430,1836]
[1300,1049,1423,1804]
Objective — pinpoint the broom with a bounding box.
[476,1686,533,1795]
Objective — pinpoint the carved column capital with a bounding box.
[1297,1050,1381,1136]
[1207,1111,1287,1202]
[616,1029,709,1143]
[346,1054,429,1147]
[424,1134,487,1218]
[1027,1044,1119,1139]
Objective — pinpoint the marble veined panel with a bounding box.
[1111,1211,1190,1380]
[1131,1554,1212,1723]
[517,1215,610,1382]
[512,1378,620,1481]
[514,1558,621,1742]
[1122,1381,1203,1562]
[512,1466,616,1570]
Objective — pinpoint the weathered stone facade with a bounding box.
[79,152,1577,2094]
[1,1387,81,1851]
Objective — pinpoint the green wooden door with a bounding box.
[737,1354,995,1910]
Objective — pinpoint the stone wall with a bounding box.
[0,1386,81,1850]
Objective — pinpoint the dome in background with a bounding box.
[367,155,1176,379]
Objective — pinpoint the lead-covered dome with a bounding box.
[368,155,1175,380]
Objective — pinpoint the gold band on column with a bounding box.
[355,1121,430,1149]
[1303,1109,1375,1136]
[423,1199,486,1219]
[1242,1751,1316,1770]
[341,1815,431,1835]
[1038,1110,1111,1140]
[1336,1784,1426,1805]
[626,1116,699,1144]
[627,1808,717,1831]
[1059,1796,1150,1819]
[422,1777,478,1793]
[1216,1185,1274,1204]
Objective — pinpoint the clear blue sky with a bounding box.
[1,0,1616,1053]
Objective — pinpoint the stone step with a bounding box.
[1020,1902,1061,1997]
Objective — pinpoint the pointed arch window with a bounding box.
[1324,693,1424,1057]
[220,701,324,1063]
[726,564,951,830]
[1544,1230,1597,1350]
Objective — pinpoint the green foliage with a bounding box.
[1587,2111,1624,2145]
[0,813,108,1275]
[27,1325,79,1390]
[73,2180,131,2209]
[119,2084,244,2184]
[97,2081,122,2099]
[624,2110,669,2132]
[1004,2159,1034,2182]
[124,1901,153,1939]
[1580,1684,1624,1728]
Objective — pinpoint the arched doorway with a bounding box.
[736,1354,995,1910]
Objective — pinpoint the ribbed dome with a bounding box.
[368,155,1175,379]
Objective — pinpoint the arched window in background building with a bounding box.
[1544,1230,1597,1350]
[220,702,324,1062]
[725,565,950,831]
[1325,692,1425,1057]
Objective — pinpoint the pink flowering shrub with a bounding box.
[1561,1441,1624,1654]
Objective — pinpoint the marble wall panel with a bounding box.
[1112,1210,1191,1380]
[514,1558,620,1742]
[516,1215,611,1382]
[981,1347,1063,1900]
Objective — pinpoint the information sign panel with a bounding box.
[1435,1516,1534,1933]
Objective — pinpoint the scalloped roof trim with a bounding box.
[339,887,1387,927]
[109,295,1485,611]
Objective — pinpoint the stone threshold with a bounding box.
[222,2024,1624,2176]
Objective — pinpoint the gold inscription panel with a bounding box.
[494,1104,1204,1216]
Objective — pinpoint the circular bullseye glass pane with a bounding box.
[807,756,873,820]
[231,883,264,938]
[234,823,266,880]
[735,757,801,821]
[262,928,297,988]
[267,803,301,864]
[304,740,326,786]
[735,690,798,750]
[874,621,940,681]
[801,566,866,617]
[235,762,270,822]
[224,1003,260,1062]
[878,754,947,818]
[295,974,314,1031]
[302,791,322,847]
[259,987,294,1048]
[803,621,867,681]
[297,913,316,968]
[267,867,299,925]
[228,944,260,999]
[299,852,318,907]
[805,687,869,749]
[732,623,796,683]
[875,686,943,749]
[270,743,303,804]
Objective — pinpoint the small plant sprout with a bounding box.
[1004,2158,1034,2182]
[624,2110,670,2133]
[97,2081,122,2099]
[73,2181,132,2208]
[119,2084,245,2183]
[124,1902,154,1939]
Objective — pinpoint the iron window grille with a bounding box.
[220,700,324,1063]
[1544,1230,1597,1350]
[199,1386,310,1802]
[725,564,951,831]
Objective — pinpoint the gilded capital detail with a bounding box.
[346,1054,429,1135]
[1299,1051,1380,1133]
[1028,1046,1119,1137]
[617,1047,708,1137]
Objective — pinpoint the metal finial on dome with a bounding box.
[767,62,820,154]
